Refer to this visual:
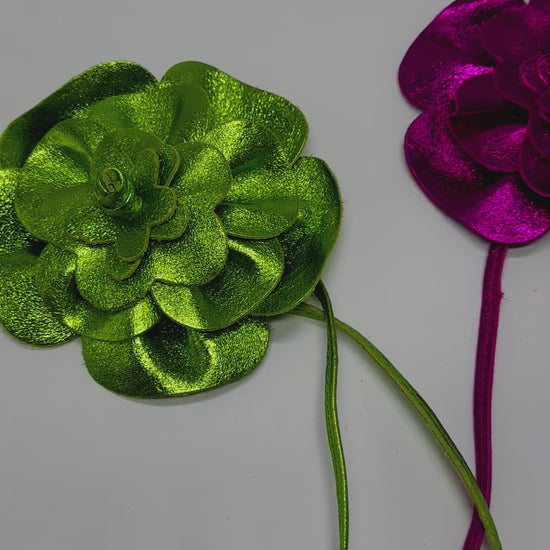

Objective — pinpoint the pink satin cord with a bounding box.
[464,243,507,550]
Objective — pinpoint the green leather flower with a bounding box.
[0,61,341,397]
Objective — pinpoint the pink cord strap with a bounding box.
[464,243,507,550]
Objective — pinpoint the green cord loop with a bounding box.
[291,301,502,550]
[314,281,349,549]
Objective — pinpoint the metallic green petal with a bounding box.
[217,171,298,240]
[36,244,160,341]
[133,148,160,193]
[171,142,231,209]
[140,186,177,226]
[152,238,284,330]
[106,249,140,281]
[74,246,154,311]
[202,120,288,173]
[0,169,40,256]
[79,187,177,260]
[217,195,299,239]
[158,145,180,186]
[166,85,211,145]
[78,209,119,245]
[198,122,298,238]
[148,210,227,286]
[0,251,76,346]
[253,158,342,316]
[79,86,169,139]
[116,226,150,262]
[81,85,210,144]
[91,129,164,185]
[15,119,105,245]
[81,317,269,398]
[0,61,157,169]
[161,61,308,163]
[150,200,188,241]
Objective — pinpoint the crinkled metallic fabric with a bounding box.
[0,61,341,397]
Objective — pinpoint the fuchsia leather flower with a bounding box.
[400,0,550,244]
[399,2,550,548]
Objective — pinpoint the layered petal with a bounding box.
[14,119,105,246]
[80,84,211,145]
[165,85,211,145]
[35,245,160,341]
[161,61,308,163]
[171,142,232,208]
[216,174,299,239]
[74,246,155,311]
[203,121,299,238]
[519,53,550,92]
[399,0,523,108]
[253,157,341,315]
[405,109,550,243]
[0,251,76,346]
[449,109,527,172]
[148,209,227,285]
[81,317,269,398]
[145,141,232,285]
[538,89,550,114]
[493,57,540,108]
[479,10,538,61]
[78,185,177,262]
[519,134,550,195]
[0,61,157,168]
[105,249,140,281]
[454,73,512,114]
[529,107,550,156]
[202,120,289,173]
[457,174,550,241]
[540,22,550,52]
[90,128,164,188]
[531,0,550,9]
[0,169,40,257]
[149,200,188,241]
[152,238,284,330]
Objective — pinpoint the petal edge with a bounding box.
[82,317,269,397]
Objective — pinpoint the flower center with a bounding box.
[96,167,142,217]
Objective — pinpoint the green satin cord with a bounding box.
[314,281,349,549]
[291,302,502,550]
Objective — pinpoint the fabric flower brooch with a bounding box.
[0,61,340,397]
[0,60,503,549]
[400,1,550,548]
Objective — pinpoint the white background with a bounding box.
[0,0,548,548]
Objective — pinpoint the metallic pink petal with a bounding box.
[399,43,492,110]
[479,10,537,60]
[399,0,523,109]
[528,108,550,156]
[519,134,550,196]
[519,54,550,92]
[455,73,513,113]
[405,109,550,243]
[449,110,526,171]
[537,90,550,114]
[540,26,550,52]
[519,6,550,36]
[493,57,539,108]
[457,174,550,243]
